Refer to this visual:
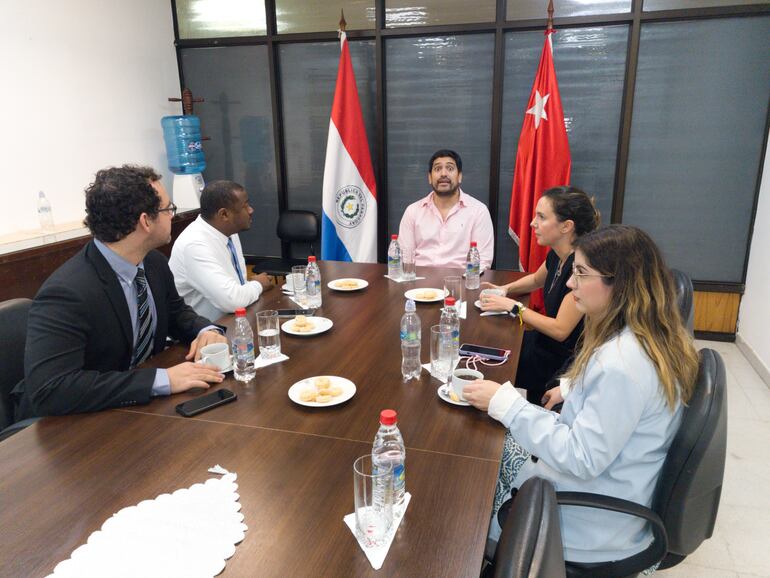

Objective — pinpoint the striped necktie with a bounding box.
[132,267,154,367]
[227,238,245,285]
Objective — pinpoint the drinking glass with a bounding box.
[290,265,307,307]
[353,455,394,548]
[443,276,463,308]
[430,325,452,381]
[401,247,416,281]
[256,310,281,359]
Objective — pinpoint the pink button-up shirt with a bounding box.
[398,190,494,270]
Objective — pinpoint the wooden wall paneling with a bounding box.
[693,290,741,334]
[0,211,198,302]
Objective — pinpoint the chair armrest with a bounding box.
[556,492,668,578]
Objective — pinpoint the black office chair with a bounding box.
[492,349,726,578]
[493,477,566,578]
[0,298,33,442]
[672,269,695,335]
[247,210,320,277]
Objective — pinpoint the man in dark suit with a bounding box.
[13,165,228,419]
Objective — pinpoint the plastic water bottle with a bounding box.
[400,299,421,381]
[37,191,55,232]
[387,235,402,279]
[372,409,406,513]
[161,115,207,174]
[465,241,481,290]
[440,296,460,362]
[231,308,256,382]
[305,256,322,308]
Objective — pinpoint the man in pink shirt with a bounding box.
[398,149,494,270]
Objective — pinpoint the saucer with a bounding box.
[437,385,471,407]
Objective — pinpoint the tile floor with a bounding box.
[658,340,770,578]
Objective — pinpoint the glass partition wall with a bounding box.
[172,0,770,291]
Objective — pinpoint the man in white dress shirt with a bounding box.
[170,180,272,322]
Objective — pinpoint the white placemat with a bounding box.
[255,352,289,368]
[421,360,461,380]
[47,468,246,578]
[344,492,412,570]
[384,275,426,283]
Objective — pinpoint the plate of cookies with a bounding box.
[404,288,447,303]
[328,278,368,291]
[288,375,356,407]
[281,315,333,336]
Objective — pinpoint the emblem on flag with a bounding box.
[334,185,367,229]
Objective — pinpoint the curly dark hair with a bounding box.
[84,165,162,242]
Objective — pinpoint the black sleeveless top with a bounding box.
[535,250,583,359]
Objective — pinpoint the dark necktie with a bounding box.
[132,267,154,367]
[227,238,245,285]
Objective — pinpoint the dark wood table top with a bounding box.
[134,262,526,461]
[0,412,499,578]
[0,261,527,578]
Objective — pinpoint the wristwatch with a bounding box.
[509,302,526,321]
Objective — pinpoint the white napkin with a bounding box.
[287,295,305,307]
[480,310,508,317]
[421,360,461,380]
[384,275,426,283]
[457,301,468,320]
[344,492,412,570]
[254,353,289,368]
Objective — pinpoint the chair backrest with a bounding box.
[277,210,319,244]
[671,269,694,335]
[653,348,727,561]
[494,477,566,578]
[0,298,32,429]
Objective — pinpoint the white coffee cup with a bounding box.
[198,342,230,372]
[451,368,484,400]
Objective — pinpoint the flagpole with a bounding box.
[547,0,554,31]
[339,9,347,34]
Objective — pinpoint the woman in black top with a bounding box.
[481,186,599,404]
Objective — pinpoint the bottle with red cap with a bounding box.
[440,296,460,362]
[372,409,406,512]
[387,234,402,279]
[305,255,322,308]
[232,308,256,382]
[465,240,481,290]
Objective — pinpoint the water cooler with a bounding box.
[162,89,207,210]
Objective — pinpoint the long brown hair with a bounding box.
[564,225,698,409]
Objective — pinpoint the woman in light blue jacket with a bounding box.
[464,225,699,564]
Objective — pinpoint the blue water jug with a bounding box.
[161,115,206,175]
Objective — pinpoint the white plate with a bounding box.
[474,299,483,309]
[328,278,369,291]
[281,284,294,294]
[404,288,447,303]
[280,316,333,336]
[437,385,471,407]
[288,376,356,407]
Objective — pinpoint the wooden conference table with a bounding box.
[0,262,526,578]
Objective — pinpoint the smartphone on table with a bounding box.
[458,343,510,362]
[276,309,316,317]
[176,389,237,417]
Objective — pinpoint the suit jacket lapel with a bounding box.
[85,241,134,349]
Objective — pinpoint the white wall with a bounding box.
[1,0,181,235]
[737,130,770,384]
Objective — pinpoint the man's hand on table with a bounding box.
[186,330,229,362]
[167,362,225,394]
